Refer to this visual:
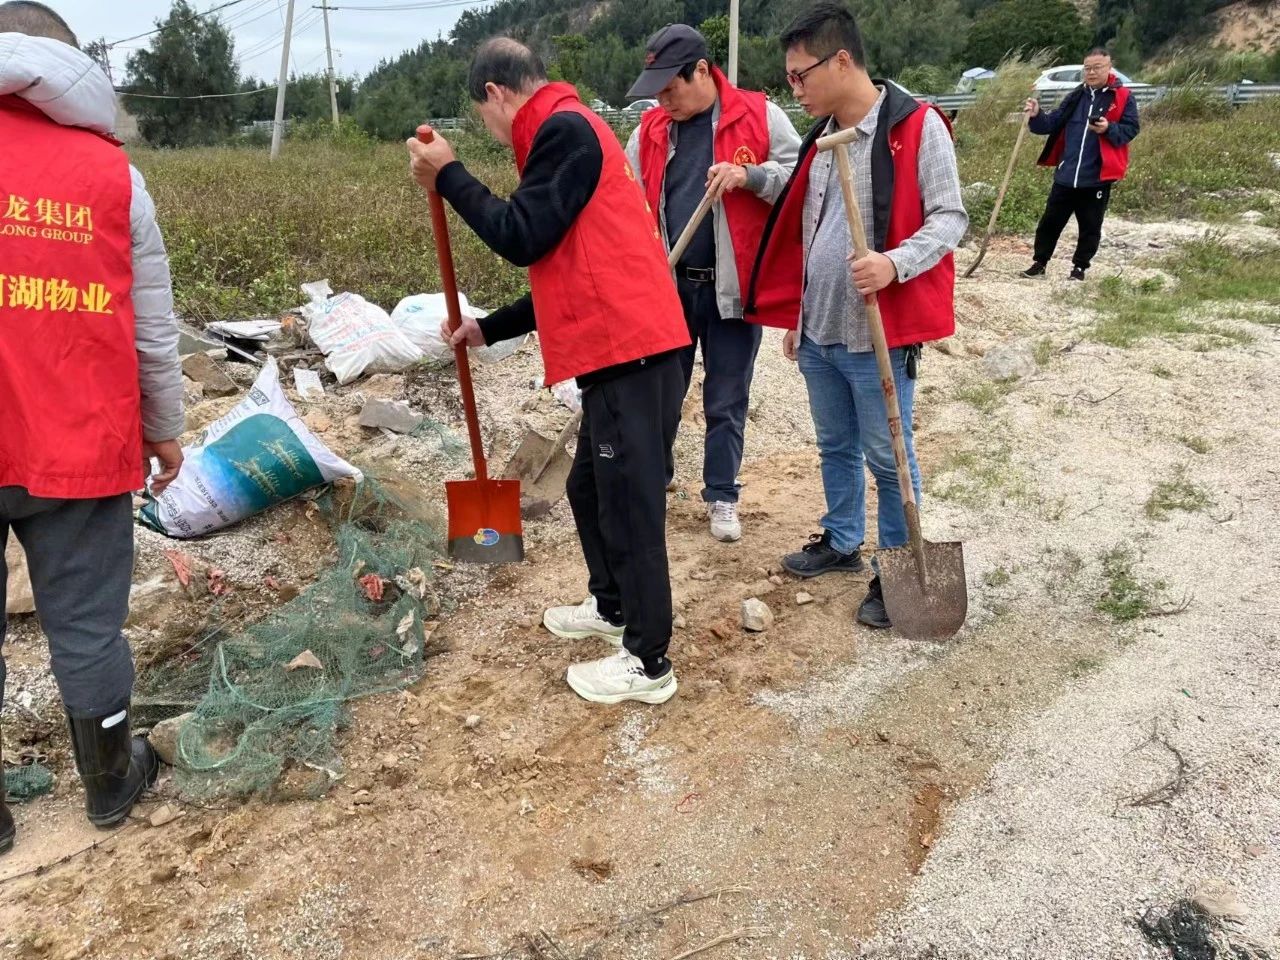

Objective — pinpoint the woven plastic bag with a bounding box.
[138,359,362,538]
[301,280,423,384]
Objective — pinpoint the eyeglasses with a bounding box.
[1083,64,1109,73]
[786,54,834,89]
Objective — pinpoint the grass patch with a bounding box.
[1096,546,1166,622]
[1087,235,1279,349]
[956,94,1280,239]
[1145,470,1212,520]
[983,566,1012,588]
[1176,434,1211,455]
[954,380,1012,414]
[927,444,1037,509]
[1151,365,1174,379]
[1032,336,1054,368]
[1069,655,1104,679]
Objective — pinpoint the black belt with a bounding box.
[679,266,715,283]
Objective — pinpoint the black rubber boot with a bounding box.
[1,740,15,855]
[66,705,159,828]
[1022,262,1047,278]
[857,576,892,629]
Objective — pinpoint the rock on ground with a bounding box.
[741,597,774,632]
[181,352,238,398]
[358,398,424,434]
[982,343,1037,382]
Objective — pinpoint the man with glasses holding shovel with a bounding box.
[745,2,967,631]
[624,25,800,544]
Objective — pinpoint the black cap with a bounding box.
[626,24,709,99]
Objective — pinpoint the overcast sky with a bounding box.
[54,0,489,86]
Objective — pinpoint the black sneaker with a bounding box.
[857,576,891,629]
[1069,266,1086,281]
[1022,262,1046,278]
[781,532,864,578]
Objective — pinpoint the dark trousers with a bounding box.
[1034,182,1113,270]
[566,353,683,670]
[674,275,762,504]
[1,488,135,719]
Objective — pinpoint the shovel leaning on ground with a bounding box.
[503,185,719,518]
[417,125,524,564]
[817,125,967,640]
[962,114,1029,279]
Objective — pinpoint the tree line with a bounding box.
[119,0,1274,147]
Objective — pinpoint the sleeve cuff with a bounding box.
[433,160,471,202]
[477,314,500,346]
[885,250,913,282]
[744,165,767,194]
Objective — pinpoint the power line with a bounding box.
[107,0,254,47]
[316,1,489,10]
[119,85,278,100]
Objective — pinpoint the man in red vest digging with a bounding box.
[0,2,184,854]
[407,38,690,705]
[624,25,800,544]
[1022,47,1140,281]
[745,2,967,631]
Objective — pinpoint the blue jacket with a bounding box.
[1030,80,1140,188]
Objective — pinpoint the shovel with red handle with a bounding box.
[416,125,524,564]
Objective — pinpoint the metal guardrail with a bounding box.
[421,84,1278,133]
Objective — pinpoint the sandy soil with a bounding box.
[1,216,1278,960]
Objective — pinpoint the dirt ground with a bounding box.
[2,216,1278,960]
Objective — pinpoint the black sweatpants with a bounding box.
[1,488,136,719]
[566,353,683,672]
[1033,182,1113,270]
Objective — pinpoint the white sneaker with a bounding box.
[566,650,678,705]
[542,597,624,645]
[708,501,742,542]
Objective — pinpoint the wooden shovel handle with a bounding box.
[828,143,929,586]
[667,188,716,268]
[418,125,488,482]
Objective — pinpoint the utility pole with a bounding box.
[320,3,340,128]
[270,0,297,160]
[100,36,114,86]
[727,0,740,85]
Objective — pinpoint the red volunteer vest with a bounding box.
[746,103,956,348]
[0,97,141,499]
[1039,76,1133,182]
[637,67,773,305]
[511,84,689,385]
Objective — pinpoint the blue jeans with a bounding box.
[797,336,922,556]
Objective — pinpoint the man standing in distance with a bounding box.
[1023,48,1140,280]
[1,2,184,852]
[407,39,690,705]
[746,2,967,631]
[625,24,800,544]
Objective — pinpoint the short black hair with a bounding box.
[1084,46,1111,59]
[468,37,546,103]
[780,2,864,68]
[0,1,77,46]
[676,58,714,82]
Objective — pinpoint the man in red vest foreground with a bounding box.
[1022,47,1140,281]
[624,25,799,544]
[407,39,690,705]
[0,2,184,853]
[745,3,967,631]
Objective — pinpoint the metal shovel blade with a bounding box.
[502,430,575,520]
[877,540,967,641]
[446,478,525,564]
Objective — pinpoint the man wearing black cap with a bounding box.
[625,25,800,546]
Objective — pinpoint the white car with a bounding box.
[626,98,659,113]
[1035,65,1149,92]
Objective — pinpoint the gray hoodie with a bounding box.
[0,32,184,443]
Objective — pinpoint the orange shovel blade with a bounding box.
[445,478,524,564]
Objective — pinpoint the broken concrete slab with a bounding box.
[5,532,34,615]
[181,352,238,398]
[358,398,423,434]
